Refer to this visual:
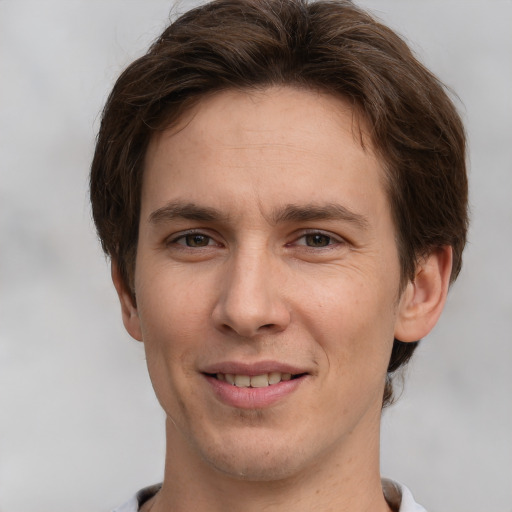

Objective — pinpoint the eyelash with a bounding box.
[167,230,221,249]
[166,229,345,250]
[291,230,345,249]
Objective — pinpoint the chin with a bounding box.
[208,451,305,482]
[194,427,310,482]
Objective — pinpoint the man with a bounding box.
[90,0,468,510]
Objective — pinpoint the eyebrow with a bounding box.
[271,203,369,230]
[148,201,229,224]
[148,200,369,230]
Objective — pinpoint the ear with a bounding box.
[111,260,143,342]
[394,246,453,342]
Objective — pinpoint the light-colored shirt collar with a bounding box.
[113,480,427,512]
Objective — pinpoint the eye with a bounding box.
[293,231,343,248]
[303,233,332,247]
[182,233,212,247]
[168,232,217,248]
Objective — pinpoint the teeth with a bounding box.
[217,372,294,387]
[234,375,251,387]
[268,371,282,385]
[250,374,269,388]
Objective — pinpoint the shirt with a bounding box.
[112,479,427,512]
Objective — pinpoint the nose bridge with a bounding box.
[213,243,289,337]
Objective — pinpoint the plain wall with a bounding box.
[1,1,511,511]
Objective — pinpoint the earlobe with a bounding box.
[111,261,143,342]
[394,246,453,343]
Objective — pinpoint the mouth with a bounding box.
[201,362,309,408]
[206,371,306,388]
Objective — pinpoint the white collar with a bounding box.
[382,479,427,512]
[113,479,427,512]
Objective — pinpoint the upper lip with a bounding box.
[201,360,309,376]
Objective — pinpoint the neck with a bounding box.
[148,411,392,512]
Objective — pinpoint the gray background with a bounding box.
[1,1,511,511]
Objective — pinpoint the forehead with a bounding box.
[142,87,388,223]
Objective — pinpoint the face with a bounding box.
[122,87,408,481]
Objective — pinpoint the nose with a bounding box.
[212,250,291,338]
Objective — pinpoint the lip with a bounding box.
[204,373,307,409]
[201,360,309,409]
[201,360,308,376]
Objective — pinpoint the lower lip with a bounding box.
[204,374,305,409]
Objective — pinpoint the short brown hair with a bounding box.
[90,0,468,406]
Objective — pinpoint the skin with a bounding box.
[113,87,452,512]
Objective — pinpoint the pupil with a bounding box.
[187,234,208,247]
[307,234,330,247]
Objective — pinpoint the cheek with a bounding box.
[136,260,214,336]
[133,272,209,400]
[135,278,207,416]
[299,273,398,371]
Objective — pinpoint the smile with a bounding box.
[203,366,308,409]
[214,372,293,388]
